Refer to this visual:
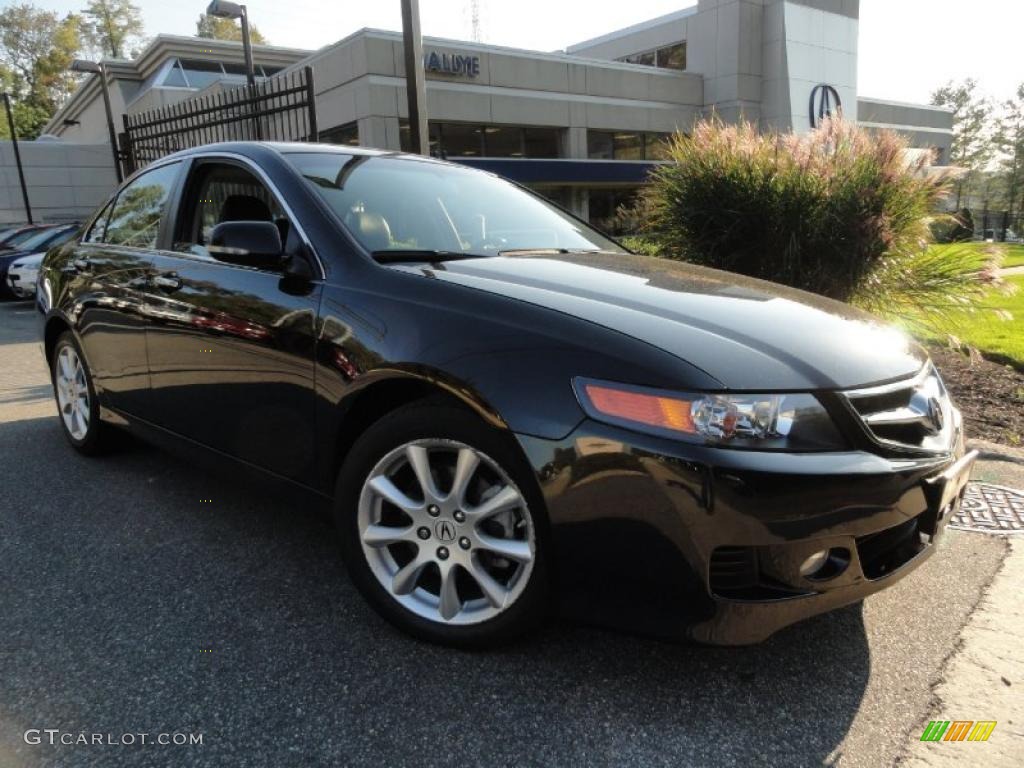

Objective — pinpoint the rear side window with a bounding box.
[103,162,181,249]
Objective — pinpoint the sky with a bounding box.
[22,0,1024,105]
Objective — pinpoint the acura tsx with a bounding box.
[38,142,976,647]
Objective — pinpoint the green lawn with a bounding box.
[1004,244,1024,268]
[922,275,1024,367]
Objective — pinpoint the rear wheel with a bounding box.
[51,332,111,455]
[336,401,549,647]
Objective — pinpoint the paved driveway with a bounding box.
[0,301,1008,768]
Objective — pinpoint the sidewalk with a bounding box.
[898,441,1024,766]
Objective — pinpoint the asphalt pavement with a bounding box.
[0,300,1009,768]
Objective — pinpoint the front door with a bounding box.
[141,159,322,484]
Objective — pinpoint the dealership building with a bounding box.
[35,0,953,228]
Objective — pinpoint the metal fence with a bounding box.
[121,66,318,175]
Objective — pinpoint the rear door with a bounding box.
[140,157,322,484]
[69,162,182,416]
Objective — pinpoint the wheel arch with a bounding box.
[43,314,73,369]
[330,368,513,478]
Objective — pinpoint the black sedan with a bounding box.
[37,142,975,647]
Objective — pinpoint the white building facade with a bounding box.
[35,0,952,229]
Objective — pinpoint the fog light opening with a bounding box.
[800,548,850,582]
[799,549,830,578]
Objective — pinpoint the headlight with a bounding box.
[573,378,846,451]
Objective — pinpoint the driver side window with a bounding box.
[175,162,297,264]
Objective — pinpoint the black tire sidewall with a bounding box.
[335,402,550,648]
[51,331,105,455]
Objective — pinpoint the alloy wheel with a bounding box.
[55,345,90,441]
[357,439,536,625]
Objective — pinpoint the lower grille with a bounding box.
[709,546,759,594]
[856,515,926,579]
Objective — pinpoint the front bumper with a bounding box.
[517,417,973,645]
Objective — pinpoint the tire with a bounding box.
[335,400,550,648]
[50,331,112,455]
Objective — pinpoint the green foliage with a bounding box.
[931,79,995,209]
[995,83,1024,220]
[0,3,82,132]
[641,118,952,303]
[852,243,1012,340]
[82,0,143,59]
[196,13,268,45]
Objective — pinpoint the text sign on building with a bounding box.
[424,51,481,78]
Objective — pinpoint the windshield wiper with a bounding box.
[498,248,603,256]
[371,249,488,264]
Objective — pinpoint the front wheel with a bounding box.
[335,401,549,647]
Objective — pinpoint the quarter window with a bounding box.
[103,163,180,248]
[83,199,115,244]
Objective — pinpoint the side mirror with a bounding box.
[208,221,283,268]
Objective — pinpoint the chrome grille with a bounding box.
[842,365,955,453]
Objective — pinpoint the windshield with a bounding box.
[284,152,625,258]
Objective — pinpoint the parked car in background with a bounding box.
[0,224,54,251]
[0,224,79,300]
[38,143,975,648]
[7,252,46,299]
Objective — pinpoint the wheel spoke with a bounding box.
[362,523,414,548]
[476,534,532,563]
[392,553,430,595]
[368,475,421,514]
[58,352,72,383]
[437,563,462,620]
[405,444,438,501]
[466,557,510,609]
[465,485,522,522]
[448,448,479,504]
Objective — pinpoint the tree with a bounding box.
[931,79,995,208]
[995,83,1024,221]
[196,13,267,45]
[0,4,82,138]
[82,0,143,59]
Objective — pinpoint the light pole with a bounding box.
[401,0,429,155]
[205,1,260,139]
[71,59,123,183]
[206,1,256,91]
[2,92,33,223]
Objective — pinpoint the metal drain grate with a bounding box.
[948,483,1024,534]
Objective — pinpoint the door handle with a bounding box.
[152,273,182,292]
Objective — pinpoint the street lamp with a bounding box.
[206,1,256,91]
[71,59,123,183]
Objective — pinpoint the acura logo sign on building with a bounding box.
[809,84,843,127]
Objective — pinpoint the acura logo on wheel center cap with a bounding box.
[435,520,456,542]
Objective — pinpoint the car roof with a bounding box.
[159,141,455,169]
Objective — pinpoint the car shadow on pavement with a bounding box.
[0,415,870,768]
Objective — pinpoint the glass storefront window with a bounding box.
[587,187,642,235]
[612,132,643,160]
[163,60,188,87]
[442,124,484,156]
[484,125,523,157]
[524,127,561,158]
[586,131,614,160]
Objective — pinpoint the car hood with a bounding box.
[394,251,927,390]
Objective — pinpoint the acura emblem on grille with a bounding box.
[926,396,944,434]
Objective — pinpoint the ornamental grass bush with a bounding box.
[639,119,1009,322]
